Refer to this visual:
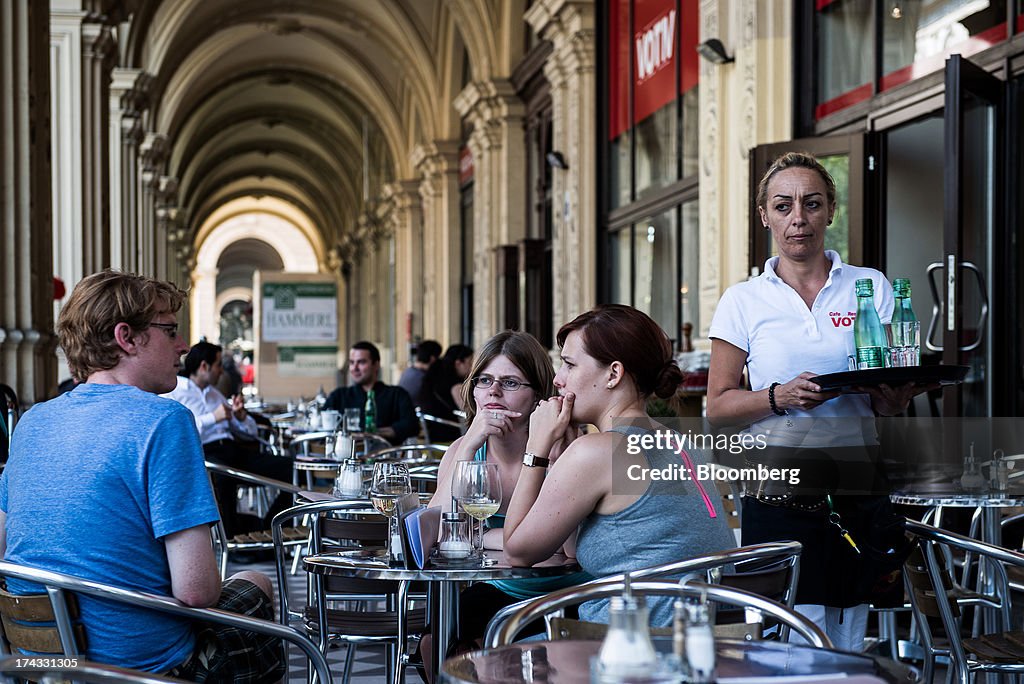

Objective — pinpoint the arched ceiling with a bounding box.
[121,0,521,279]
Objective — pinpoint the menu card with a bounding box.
[401,506,441,569]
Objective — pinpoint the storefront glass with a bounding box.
[882,0,1007,90]
[633,207,677,333]
[602,0,699,343]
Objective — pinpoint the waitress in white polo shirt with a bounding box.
[706,152,918,652]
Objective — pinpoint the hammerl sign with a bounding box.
[261,282,338,342]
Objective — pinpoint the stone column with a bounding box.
[526,0,596,325]
[454,80,527,344]
[80,20,115,272]
[382,181,424,347]
[0,1,54,402]
[154,176,178,281]
[139,133,168,277]
[412,142,461,346]
[109,68,150,272]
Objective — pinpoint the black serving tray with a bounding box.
[813,365,969,391]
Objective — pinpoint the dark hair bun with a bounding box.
[653,360,684,399]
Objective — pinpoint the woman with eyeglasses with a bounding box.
[421,331,590,670]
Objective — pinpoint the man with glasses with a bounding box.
[0,270,284,680]
[325,340,418,445]
[165,341,293,537]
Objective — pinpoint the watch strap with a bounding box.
[522,451,550,468]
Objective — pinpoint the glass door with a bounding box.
[937,55,1003,418]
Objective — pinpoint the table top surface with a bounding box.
[303,549,579,581]
[440,639,911,684]
[891,485,1024,507]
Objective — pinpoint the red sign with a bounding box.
[458,145,474,186]
[608,0,699,140]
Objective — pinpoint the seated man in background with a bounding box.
[326,340,418,445]
[0,270,284,680]
[165,341,293,537]
[398,339,441,408]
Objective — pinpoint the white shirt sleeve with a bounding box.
[707,286,749,353]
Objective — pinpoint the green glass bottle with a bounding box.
[363,389,377,433]
[854,278,887,369]
[888,276,921,366]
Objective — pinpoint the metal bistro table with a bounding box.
[441,638,917,684]
[891,484,1024,633]
[303,550,579,680]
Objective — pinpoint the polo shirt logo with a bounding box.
[829,311,856,327]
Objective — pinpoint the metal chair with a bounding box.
[0,559,332,683]
[0,657,187,683]
[363,443,448,464]
[485,541,801,645]
[205,461,309,578]
[485,578,832,649]
[415,407,464,443]
[272,500,426,684]
[904,518,1024,683]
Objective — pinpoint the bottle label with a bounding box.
[856,347,885,369]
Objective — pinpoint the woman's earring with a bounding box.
[606,382,614,389]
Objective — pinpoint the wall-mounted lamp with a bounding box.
[696,38,734,65]
[546,151,569,170]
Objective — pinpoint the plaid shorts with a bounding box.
[166,579,286,684]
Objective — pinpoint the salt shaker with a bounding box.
[437,512,472,559]
[334,459,364,499]
[683,599,716,683]
[594,581,657,682]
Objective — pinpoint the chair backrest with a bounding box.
[0,656,187,683]
[271,500,398,627]
[486,579,832,649]
[0,560,332,684]
[0,581,85,656]
[364,443,448,463]
[904,519,1024,681]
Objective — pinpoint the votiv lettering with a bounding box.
[634,10,676,81]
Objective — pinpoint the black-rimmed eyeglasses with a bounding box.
[471,375,533,392]
[148,322,179,339]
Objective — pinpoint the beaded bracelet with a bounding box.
[768,382,788,416]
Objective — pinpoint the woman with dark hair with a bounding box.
[503,304,735,625]
[419,344,474,442]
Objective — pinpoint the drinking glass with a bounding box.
[344,408,362,433]
[369,462,412,563]
[885,321,921,368]
[451,461,501,558]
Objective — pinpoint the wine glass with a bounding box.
[369,462,412,563]
[451,461,502,558]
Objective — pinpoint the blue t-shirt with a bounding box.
[0,383,220,672]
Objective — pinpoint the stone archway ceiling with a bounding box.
[127,0,452,262]
[216,237,284,295]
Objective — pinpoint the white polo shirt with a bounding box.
[709,251,893,447]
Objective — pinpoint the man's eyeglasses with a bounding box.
[148,322,179,339]
[472,375,533,392]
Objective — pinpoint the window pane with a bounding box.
[635,102,678,199]
[610,132,632,208]
[633,208,677,336]
[609,227,632,305]
[817,0,873,110]
[680,200,700,335]
[819,155,849,263]
[882,0,1008,85]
